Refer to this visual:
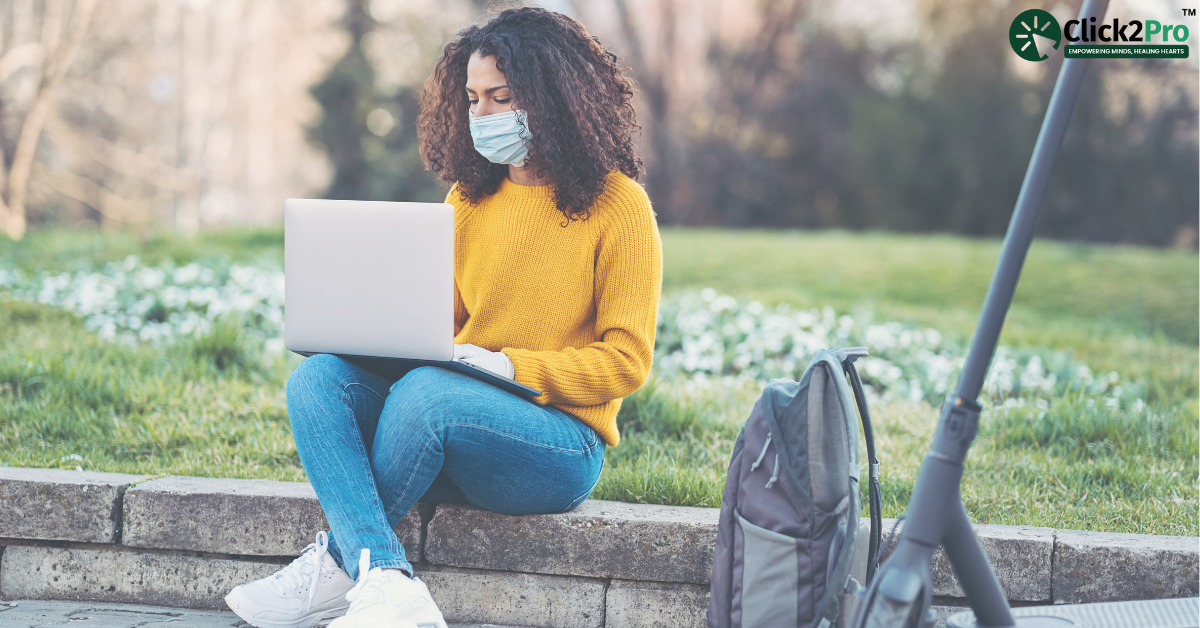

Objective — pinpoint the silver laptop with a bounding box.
[283,198,540,398]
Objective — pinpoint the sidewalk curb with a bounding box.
[1,468,1195,627]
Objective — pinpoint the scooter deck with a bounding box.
[947,597,1199,628]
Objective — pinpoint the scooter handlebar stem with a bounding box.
[850,0,1109,626]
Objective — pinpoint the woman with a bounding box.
[224,7,661,628]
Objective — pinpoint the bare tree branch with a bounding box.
[0,43,44,83]
[44,113,198,194]
[0,41,41,229]
[33,163,155,225]
[5,0,98,239]
[41,0,65,54]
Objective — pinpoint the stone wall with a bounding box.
[0,468,1196,628]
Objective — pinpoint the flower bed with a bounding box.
[0,256,1137,410]
[0,256,284,355]
[655,288,1137,410]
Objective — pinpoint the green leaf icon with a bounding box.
[1010,9,1062,62]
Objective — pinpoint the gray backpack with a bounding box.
[709,347,882,628]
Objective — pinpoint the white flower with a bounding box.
[1,256,287,354]
[652,289,1128,406]
[1,270,1131,409]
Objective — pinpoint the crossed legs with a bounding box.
[286,354,606,578]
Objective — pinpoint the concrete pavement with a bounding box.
[0,600,521,628]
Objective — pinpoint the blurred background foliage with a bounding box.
[0,0,1195,245]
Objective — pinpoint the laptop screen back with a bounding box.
[284,199,454,361]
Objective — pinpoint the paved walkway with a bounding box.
[0,601,517,628]
[0,599,980,628]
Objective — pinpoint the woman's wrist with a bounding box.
[453,343,515,379]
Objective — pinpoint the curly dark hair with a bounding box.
[418,7,642,222]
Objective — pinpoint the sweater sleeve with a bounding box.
[502,193,663,407]
[453,281,469,336]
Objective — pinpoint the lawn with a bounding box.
[0,227,1195,535]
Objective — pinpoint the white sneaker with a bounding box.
[225,531,356,628]
[327,549,447,628]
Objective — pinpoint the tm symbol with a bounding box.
[1185,8,1197,15]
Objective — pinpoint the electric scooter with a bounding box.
[848,0,1199,625]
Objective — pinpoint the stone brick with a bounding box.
[605,580,709,628]
[1053,529,1199,603]
[930,606,966,628]
[931,524,1054,602]
[122,476,423,558]
[872,518,1053,602]
[417,564,605,628]
[425,500,717,584]
[0,546,281,609]
[0,467,146,543]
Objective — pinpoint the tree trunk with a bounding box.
[5,0,97,239]
[612,0,678,222]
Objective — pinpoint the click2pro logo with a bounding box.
[1064,17,1190,43]
[1010,9,1062,61]
[1010,7,1192,60]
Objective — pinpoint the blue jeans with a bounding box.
[286,354,605,579]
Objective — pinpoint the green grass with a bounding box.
[594,379,1198,535]
[0,227,285,273]
[1,226,1196,535]
[0,300,304,480]
[662,229,1198,345]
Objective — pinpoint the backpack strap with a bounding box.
[841,350,883,585]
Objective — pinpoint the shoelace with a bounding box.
[271,531,331,613]
[344,548,389,613]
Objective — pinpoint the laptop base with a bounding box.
[291,351,542,399]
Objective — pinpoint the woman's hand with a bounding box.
[453,343,515,379]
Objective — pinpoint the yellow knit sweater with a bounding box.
[448,171,662,446]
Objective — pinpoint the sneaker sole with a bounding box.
[326,616,445,628]
[224,592,349,628]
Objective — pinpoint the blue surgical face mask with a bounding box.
[469,109,530,168]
